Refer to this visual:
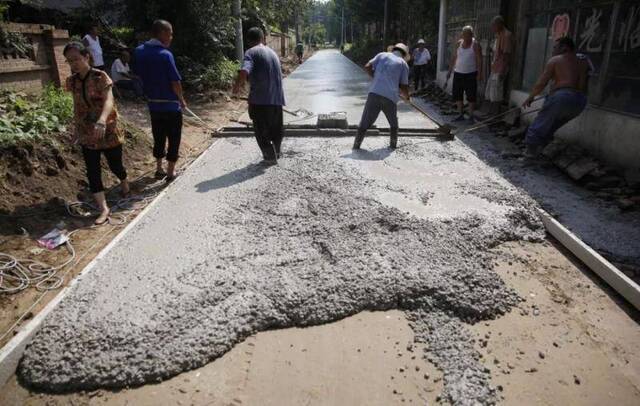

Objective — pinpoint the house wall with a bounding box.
[265,31,293,57]
[435,0,640,170]
[0,23,71,93]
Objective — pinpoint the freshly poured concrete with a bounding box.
[250,49,438,129]
[19,51,545,404]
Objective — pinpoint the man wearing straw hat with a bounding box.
[353,43,410,150]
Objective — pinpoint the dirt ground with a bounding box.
[0,95,247,348]
[0,50,311,348]
[1,239,639,405]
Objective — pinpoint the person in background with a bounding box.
[485,16,513,116]
[83,24,105,70]
[233,27,286,164]
[133,19,186,181]
[522,37,589,158]
[353,43,410,150]
[295,42,304,64]
[412,39,431,91]
[111,50,144,97]
[447,26,483,122]
[63,41,129,225]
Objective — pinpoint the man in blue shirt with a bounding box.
[353,43,410,150]
[233,27,285,164]
[133,19,186,181]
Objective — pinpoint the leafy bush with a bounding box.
[344,38,383,66]
[0,86,73,148]
[111,27,136,47]
[39,84,74,124]
[179,55,239,91]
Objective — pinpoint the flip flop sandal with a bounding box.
[94,210,111,226]
[154,170,167,180]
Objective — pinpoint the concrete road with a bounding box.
[12,50,638,405]
[248,49,438,129]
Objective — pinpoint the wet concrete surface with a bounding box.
[410,97,640,267]
[18,51,548,404]
[251,49,437,129]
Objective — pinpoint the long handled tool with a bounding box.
[408,95,546,140]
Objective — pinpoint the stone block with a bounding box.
[566,157,599,181]
[624,168,640,188]
[552,145,584,170]
[317,112,348,129]
[542,139,568,159]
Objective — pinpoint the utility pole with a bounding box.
[350,17,354,44]
[383,0,389,51]
[341,7,345,47]
[233,0,243,61]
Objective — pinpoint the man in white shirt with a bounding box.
[412,39,431,90]
[82,25,104,70]
[111,50,143,97]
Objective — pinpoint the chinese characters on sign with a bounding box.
[579,8,603,52]
[617,4,640,53]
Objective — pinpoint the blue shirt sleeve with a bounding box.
[400,63,409,86]
[369,53,381,69]
[241,51,254,74]
[165,51,181,82]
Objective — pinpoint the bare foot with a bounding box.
[94,208,110,225]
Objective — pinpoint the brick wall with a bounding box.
[0,22,70,93]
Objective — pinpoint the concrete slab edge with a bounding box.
[0,139,224,388]
[538,209,640,310]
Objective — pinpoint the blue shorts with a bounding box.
[525,89,587,146]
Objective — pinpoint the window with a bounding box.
[522,13,551,91]
[601,2,640,114]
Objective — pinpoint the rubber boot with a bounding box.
[390,129,398,149]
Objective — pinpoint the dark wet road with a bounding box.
[282,49,437,129]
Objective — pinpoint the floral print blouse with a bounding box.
[66,69,123,149]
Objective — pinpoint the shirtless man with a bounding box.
[522,36,589,158]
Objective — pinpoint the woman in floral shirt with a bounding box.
[63,41,129,225]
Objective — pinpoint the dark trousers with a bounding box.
[358,93,398,134]
[414,64,427,90]
[249,104,284,160]
[82,145,127,194]
[355,93,398,147]
[452,71,478,103]
[150,111,182,162]
[525,89,587,147]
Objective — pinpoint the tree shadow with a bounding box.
[195,162,268,193]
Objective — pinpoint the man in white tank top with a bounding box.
[446,26,483,122]
[83,24,105,70]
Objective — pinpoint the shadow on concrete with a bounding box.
[341,148,393,161]
[195,163,267,193]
